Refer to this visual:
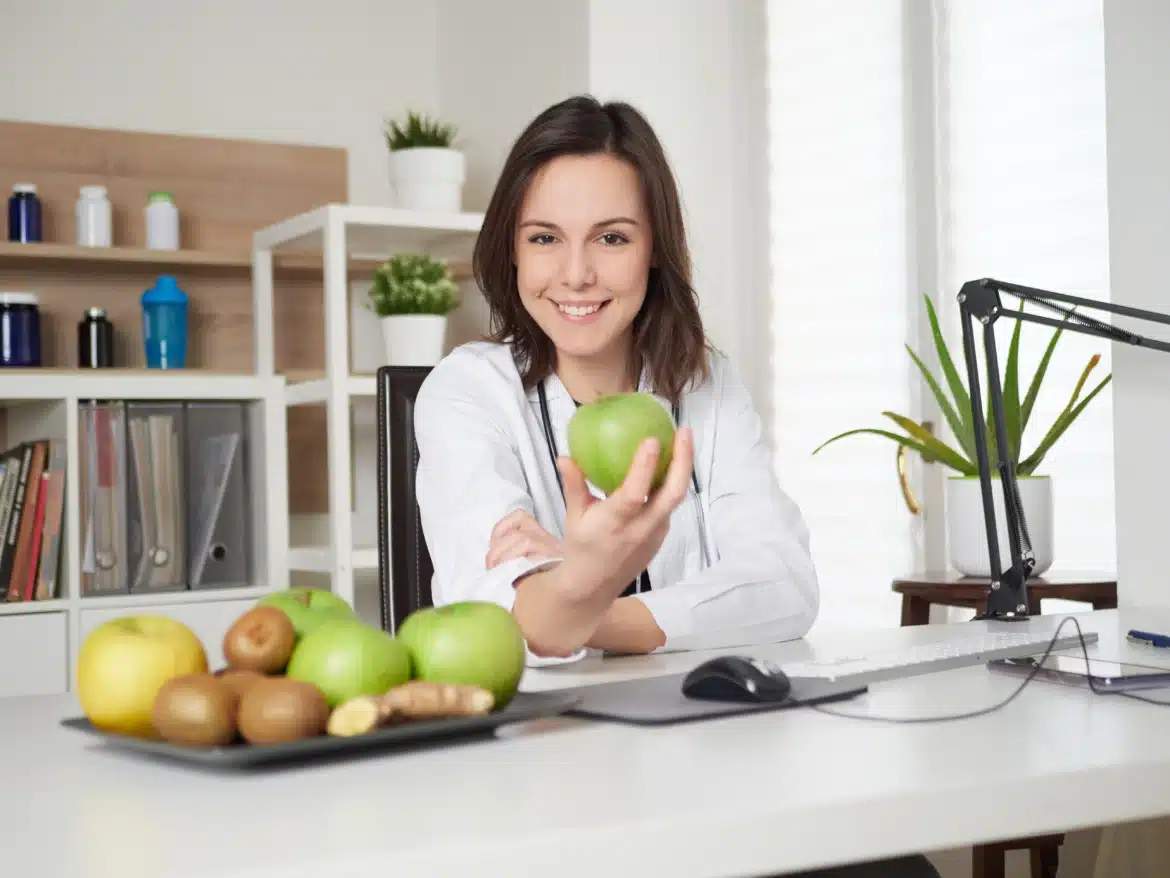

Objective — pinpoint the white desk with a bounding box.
[5,607,1170,877]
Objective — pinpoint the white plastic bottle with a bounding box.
[76,185,112,247]
[145,191,180,250]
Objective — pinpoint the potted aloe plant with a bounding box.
[384,110,464,212]
[367,253,461,366]
[813,294,1111,577]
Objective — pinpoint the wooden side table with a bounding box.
[893,570,1118,627]
[891,570,1117,878]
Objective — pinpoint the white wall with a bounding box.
[1103,0,1170,608]
[0,0,439,206]
[587,0,773,420]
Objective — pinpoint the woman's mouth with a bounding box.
[554,300,611,324]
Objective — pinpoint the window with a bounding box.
[766,0,1112,632]
[934,0,1114,575]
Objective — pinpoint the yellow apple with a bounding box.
[77,615,209,737]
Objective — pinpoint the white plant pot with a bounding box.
[387,147,465,212]
[946,475,1054,578]
[380,314,448,366]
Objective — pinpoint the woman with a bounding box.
[413,94,819,664]
[413,94,941,878]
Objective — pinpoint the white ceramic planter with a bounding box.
[946,474,1053,578]
[380,314,447,366]
[387,147,465,212]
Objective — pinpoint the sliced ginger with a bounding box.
[326,681,495,737]
[327,695,382,737]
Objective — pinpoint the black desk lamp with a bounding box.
[957,278,1170,621]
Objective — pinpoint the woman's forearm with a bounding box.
[585,597,667,654]
[511,558,618,657]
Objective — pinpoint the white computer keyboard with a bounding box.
[774,629,1096,686]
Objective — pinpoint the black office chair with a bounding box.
[375,365,434,634]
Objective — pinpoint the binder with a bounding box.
[80,402,129,594]
[184,402,251,588]
[125,402,186,593]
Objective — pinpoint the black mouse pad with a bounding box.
[560,673,868,726]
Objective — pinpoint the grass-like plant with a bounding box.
[813,293,1112,476]
[367,253,461,317]
[384,110,458,151]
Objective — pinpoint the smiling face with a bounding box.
[513,152,653,388]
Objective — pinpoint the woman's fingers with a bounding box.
[610,437,661,516]
[649,427,693,519]
[559,456,594,522]
[487,531,560,568]
[490,509,529,543]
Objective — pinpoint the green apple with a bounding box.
[567,392,676,495]
[257,587,357,638]
[397,601,527,709]
[284,618,411,708]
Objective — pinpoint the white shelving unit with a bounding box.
[252,204,483,607]
[0,370,288,698]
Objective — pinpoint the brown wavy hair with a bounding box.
[474,94,710,408]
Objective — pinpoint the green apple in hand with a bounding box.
[568,392,676,495]
[284,619,412,708]
[257,587,357,638]
[397,601,527,708]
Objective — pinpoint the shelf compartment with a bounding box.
[285,373,376,406]
[289,544,378,573]
[254,203,484,259]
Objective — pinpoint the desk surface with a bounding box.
[6,608,1170,878]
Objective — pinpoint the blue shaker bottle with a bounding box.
[141,275,188,369]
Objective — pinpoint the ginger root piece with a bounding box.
[327,695,382,737]
[381,680,495,721]
[326,681,495,737]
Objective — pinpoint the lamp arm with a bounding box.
[956,278,1170,621]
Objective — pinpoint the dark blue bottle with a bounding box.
[8,184,43,243]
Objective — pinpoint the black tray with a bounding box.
[61,690,581,768]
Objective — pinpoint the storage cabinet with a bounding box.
[0,372,288,695]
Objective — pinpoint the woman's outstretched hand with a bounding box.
[510,426,694,658]
[556,426,694,601]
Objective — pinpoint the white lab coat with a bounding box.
[412,339,819,665]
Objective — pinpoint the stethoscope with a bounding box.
[536,379,713,573]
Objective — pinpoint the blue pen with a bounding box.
[1126,629,1170,649]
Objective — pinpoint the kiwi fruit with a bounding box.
[237,677,330,745]
[151,673,239,747]
[222,605,297,674]
[214,667,266,702]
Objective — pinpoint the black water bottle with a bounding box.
[79,307,114,368]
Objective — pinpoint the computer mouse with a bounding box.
[681,655,792,703]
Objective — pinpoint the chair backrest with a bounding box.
[375,365,434,634]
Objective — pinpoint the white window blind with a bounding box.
[935,0,1115,574]
[765,1,1113,633]
[766,0,917,633]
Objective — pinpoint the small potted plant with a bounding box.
[367,253,461,366]
[384,110,464,213]
[812,294,1111,577]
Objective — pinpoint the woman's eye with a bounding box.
[599,232,628,246]
[528,234,556,245]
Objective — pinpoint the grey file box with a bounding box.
[184,402,251,588]
[125,402,187,593]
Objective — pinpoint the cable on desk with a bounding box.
[798,616,1170,725]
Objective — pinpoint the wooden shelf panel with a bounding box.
[0,241,249,268]
[0,241,392,275]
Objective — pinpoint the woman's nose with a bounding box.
[560,244,596,289]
